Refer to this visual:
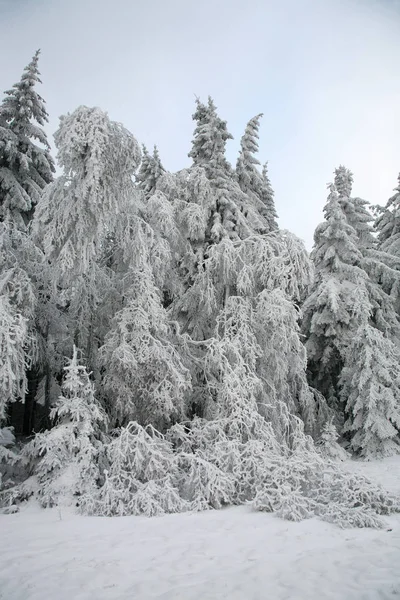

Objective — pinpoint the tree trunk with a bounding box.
[23,367,40,435]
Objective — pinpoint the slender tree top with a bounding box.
[236,113,263,191]
[0,50,50,135]
[334,165,353,199]
[137,144,166,199]
[0,50,54,227]
[312,183,363,274]
[188,96,232,172]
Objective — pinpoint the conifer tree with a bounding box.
[100,265,191,430]
[335,166,375,251]
[260,163,278,232]
[32,106,141,373]
[0,50,54,229]
[236,114,278,232]
[136,144,166,200]
[302,183,369,411]
[188,97,240,241]
[316,421,349,461]
[20,346,106,507]
[335,166,400,337]
[0,221,43,428]
[340,321,400,457]
[375,174,400,256]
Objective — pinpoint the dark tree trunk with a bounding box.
[23,367,40,435]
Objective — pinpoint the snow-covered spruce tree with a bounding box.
[188,96,241,241]
[0,51,55,433]
[335,166,375,251]
[0,221,43,428]
[316,421,349,462]
[236,114,278,233]
[339,319,400,458]
[374,174,400,316]
[302,183,370,414]
[17,346,106,508]
[375,173,400,256]
[260,162,278,232]
[335,166,400,338]
[136,144,166,200]
[32,106,141,380]
[100,264,191,430]
[0,50,54,229]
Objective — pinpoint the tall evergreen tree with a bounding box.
[375,174,400,256]
[136,144,166,200]
[236,114,278,233]
[260,162,278,232]
[340,320,400,457]
[0,50,54,228]
[374,174,400,318]
[188,97,241,241]
[100,265,191,430]
[32,106,142,401]
[302,183,369,411]
[335,166,400,337]
[335,166,375,251]
[21,346,107,507]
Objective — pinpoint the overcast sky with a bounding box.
[0,0,399,248]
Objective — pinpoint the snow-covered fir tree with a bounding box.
[236,114,278,233]
[188,96,241,241]
[19,346,106,507]
[100,264,191,430]
[0,221,43,428]
[32,106,142,378]
[136,144,166,200]
[335,166,375,251]
[305,169,400,454]
[375,174,400,257]
[316,421,349,461]
[260,162,278,232]
[335,165,400,337]
[302,182,369,412]
[0,50,54,229]
[340,320,400,458]
[0,52,54,431]
[374,174,400,315]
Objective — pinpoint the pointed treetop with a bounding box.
[236,113,263,187]
[260,161,278,231]
[240,113,264,158]
[0,50,54,227]
[188,96,233,170]
[136,144,166,199]
[152,145,165,177]
[334,165,353,199]
[312,182,363,273]
[333,165,375,251]
[0,49,49,132]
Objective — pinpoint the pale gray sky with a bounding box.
[0,0,399,248]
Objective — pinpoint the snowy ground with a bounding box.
[1,457,400,600]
